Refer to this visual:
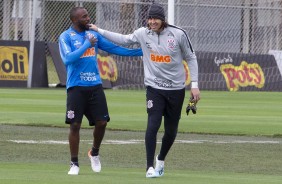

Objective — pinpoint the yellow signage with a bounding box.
[98,55,118,82]
[0,46,29,81]
[183,60,191,85]
[220,61,265,91]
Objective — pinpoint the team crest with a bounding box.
[147,100,153,109]
[74,40,81,49]
[167,39,176,49]
[67,110,75,119]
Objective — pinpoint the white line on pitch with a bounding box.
[7,139,281,145]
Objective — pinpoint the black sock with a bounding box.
[71,157,79,167]
[158,154,164,161]
[91,147,99,156]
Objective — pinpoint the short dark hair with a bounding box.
[69,7,85,21]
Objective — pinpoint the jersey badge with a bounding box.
[74,40,82,49]
[146,42,152,49]
[168,32,174,37]
[147,100,153,109]
[147,30,154,36]
[67,110,75,119]
[167,39,176,49]
[70,32,76,36]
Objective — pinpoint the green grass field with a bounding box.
[1,88,282,135]
[1,88,282,184]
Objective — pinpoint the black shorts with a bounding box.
[146,86,185,122]
[65,85,110,126]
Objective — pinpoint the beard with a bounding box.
[78,23,89,31]
[85,24,90,30]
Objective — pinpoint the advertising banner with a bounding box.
[197,51,282,91]
[0,41,48,87]
[47,42,282,91]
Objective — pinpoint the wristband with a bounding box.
[191,81,198,88]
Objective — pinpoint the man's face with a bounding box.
[74,8,90,31]
[147,18,162,32]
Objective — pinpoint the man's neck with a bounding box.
[72,25,84,33]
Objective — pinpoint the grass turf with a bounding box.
[1,88,282,184]
[1,125,282,184]
[2,163,282,184]
[0,88,282,136]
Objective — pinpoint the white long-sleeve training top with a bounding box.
[98,25,199,90]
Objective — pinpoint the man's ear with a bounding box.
[71,18,77,23]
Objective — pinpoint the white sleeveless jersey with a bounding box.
[98,25,198,90]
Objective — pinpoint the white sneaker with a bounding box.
[146,167,157,178]
[155,155,164,177]
[68,162,79,175]
[88,150,101,173]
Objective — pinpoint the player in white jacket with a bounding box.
[90,3,200,178]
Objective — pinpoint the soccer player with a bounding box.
[59,7,142,175]
[89,3,200,178]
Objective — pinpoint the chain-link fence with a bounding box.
[1,0,282,88]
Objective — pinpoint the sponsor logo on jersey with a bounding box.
[147,30,154,36]
[80,72,97,81]
[168,32,174,37]
[154,78,173,88]
[146,42,152,49]
[81,47,95,58]
[74,40,81,49]
[70,32,76,36]
[150,53,171,63]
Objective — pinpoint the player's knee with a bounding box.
[70,122,81,132]
[165,128,178,139]
[96,120,107,128]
